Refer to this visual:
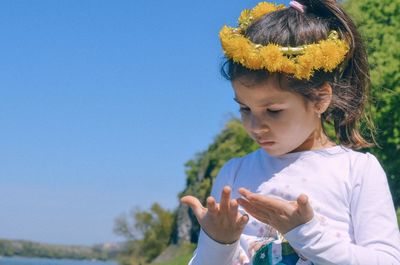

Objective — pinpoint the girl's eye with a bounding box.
[239,107,250,113]
[267,109,282,114]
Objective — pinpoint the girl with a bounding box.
[181,0,400,264]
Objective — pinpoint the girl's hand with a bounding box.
[237,188,314,234]
[180,186,249,244]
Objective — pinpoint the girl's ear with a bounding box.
[314,82,333,115]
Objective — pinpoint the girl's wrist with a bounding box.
[202,228,239,245]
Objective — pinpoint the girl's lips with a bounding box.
[257,141,275,146]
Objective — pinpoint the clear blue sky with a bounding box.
[0,0,288,246]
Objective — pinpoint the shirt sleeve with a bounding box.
[284,153,400,265]
[188,229,242,265]
[188,158,246,265]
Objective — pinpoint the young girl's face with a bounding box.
[232,77,330,157]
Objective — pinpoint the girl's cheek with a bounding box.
[240,114,251,127]
[241,120,252,133]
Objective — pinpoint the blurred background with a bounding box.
[0,0,245,246]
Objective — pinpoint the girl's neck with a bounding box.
[290,130,336,154]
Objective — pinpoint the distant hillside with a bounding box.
[0,238,122,261]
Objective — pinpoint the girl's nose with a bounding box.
[252,127,270,136]
[249,114,269,134]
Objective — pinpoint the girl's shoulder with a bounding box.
[339,147,382,170]
[324,146,386,184]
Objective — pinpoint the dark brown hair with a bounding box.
[221,0,376,149]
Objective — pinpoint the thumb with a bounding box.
[181,195,205,218]
[297,194,314,221]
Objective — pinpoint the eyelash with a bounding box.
[239,107,282,115]
[239,107,250,113]
[267,109,282,114]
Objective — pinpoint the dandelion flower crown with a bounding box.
[219,2,350,80]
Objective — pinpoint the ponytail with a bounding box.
[299,0,374,148]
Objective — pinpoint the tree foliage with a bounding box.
[114,203,174,265]
[344,0,400,206]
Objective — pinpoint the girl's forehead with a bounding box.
[232,79,295,104]
[232,76,291,93]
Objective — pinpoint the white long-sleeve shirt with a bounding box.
[188,146,400,265]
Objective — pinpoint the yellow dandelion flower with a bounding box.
[219,26,232,45]
[260,44,283,71]
[295,66,313,80]
[319,41,341,70]
[238,9,251,27]
[280,58,296,74]
[251,2,285,21]
[245,50,264,69]
[231,38,253,64]
[303,45,323,69]
[296,54,315,79]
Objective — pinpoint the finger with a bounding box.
[237,197,250,208]
[239,188,291,216]
[206,196,218,214]
[238,187,252,198]
[297,193,309,205]
[237,198,258,217]
[238,198,271,222]
[219,186,231,214]
[240,189,287,212]
[297,194,314,220]
[181,195,205,218]
[238,188,269,205]
[229,199,238,218]
[237,213,249,228]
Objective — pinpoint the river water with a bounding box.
[0,257,118,265]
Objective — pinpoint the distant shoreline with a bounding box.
[0,255,115,261]
[0,256,118,265]
[0,239,121,261]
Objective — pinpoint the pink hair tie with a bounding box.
[289,0,306,13]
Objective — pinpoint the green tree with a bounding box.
[0,240,15,256]
[344,0,400,206]
[139,204,175,261]
[114,203,175,264]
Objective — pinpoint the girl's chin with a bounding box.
[261,144,295,157]
[260,144,282,155]
[263,150,285,157]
